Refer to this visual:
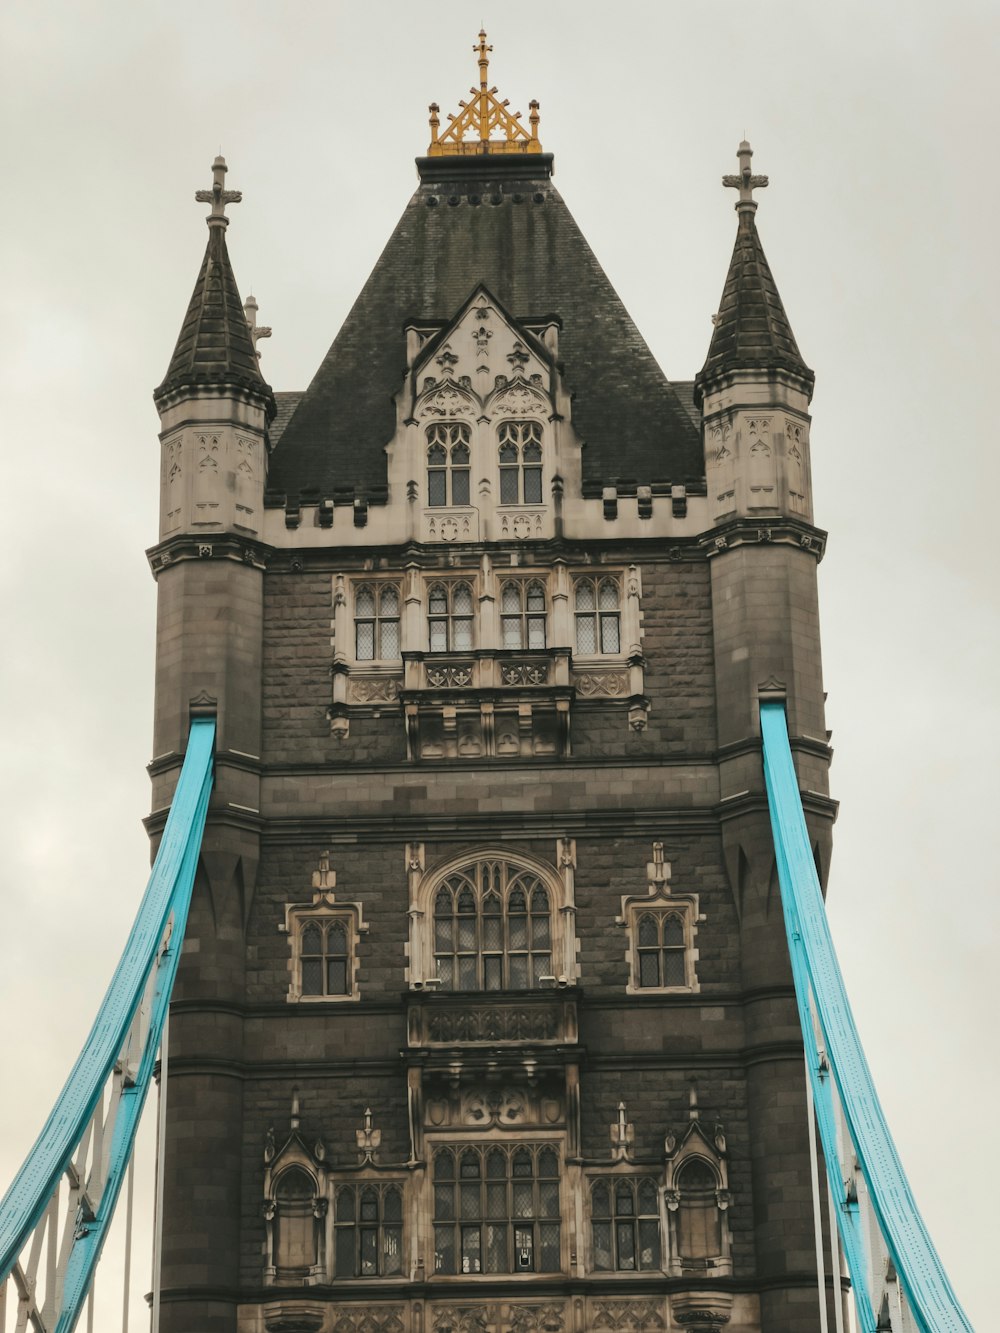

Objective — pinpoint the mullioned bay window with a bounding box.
[428,580,475,652]
[590,1176,662,1272]
[333,1182,404,1279]
[574,577,621,655]
[498,420,544,505]
[433,861,553,991]
[354,582,400,661]
[427,423,471,506]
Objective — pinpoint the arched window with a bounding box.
[427,423,471,507]
[432,1144,561,1274]
[333,1182,403,1278]
[636,912,687,988]
[273,1167,319,1278]
[299,918,351,997]
[428,581,474,652]
[433,860,553,991]
[676,1158,722,1261]
[574,578,621,655]
[498,421,543,505]
[354,582,400,661]
[591,1176,661,1272]
[500,580,547,649]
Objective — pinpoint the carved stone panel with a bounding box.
[588,1299,667,1330]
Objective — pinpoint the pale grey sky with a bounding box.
[1,2,997,1327]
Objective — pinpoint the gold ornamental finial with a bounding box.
[427,31,542,157]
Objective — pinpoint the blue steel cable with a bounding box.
[0,718,215,1291]
[760,702,973,1333]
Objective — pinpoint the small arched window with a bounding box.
[591,1176,661,1272]
[676,1158,722,1261]
[498,421,543,505]
[427,423,471,507]
[333,1182,403,1278]
[273,1167,318,1278]
[428,581,475,652]
[299,918,350,997]
[433,860,553,991]
[500,580,547,649]
[354,582,400,661]
[637,912,687,988]
[574,578,621,655]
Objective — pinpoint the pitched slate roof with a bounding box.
[696,212,813,397]
[155,224,274,411]
[268,157,702,502]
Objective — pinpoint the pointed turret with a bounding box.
[155,156,274,408]
[696,141,816,525]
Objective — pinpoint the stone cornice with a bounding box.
[146,531,273,577]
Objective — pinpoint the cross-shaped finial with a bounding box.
[722,139,768,220]
[195,155,243,229]
[475,30,493,87]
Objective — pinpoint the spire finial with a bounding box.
[722,139,769,227]
[243,294,272,363]
[427,34,542,157]
[195,154,242,230]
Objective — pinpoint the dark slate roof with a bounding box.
[270,391,303,447]
[695,212,813,398]
[155,224,275,411]
[269,156,702,501]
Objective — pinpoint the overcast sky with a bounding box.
[1,2,997,1328]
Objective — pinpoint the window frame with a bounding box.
[589,1173,663,1274]
[430,1141,563,1277]
[427,579,476,653]
[499,577,548,651]
[285,901,366,1004]
[332,1180,405,1280]
[427,422,472,508]
[573,576,622,657]
[353,580,401,663]
[497,420,544,507]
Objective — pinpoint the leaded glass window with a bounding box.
[636,911,687,988]
[497,421,543,505]
[427,423,472,506]
[574,577,621,655]
[591,1175,661,1272]
[500,579,547,649]
[354,582,400,661]
[299,916,351,997]
[433,1144,561,1274]
[433,860,553,991]
[428,581,475,652]
[333,1182,403,1278]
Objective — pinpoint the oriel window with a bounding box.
[433,860,553,991]
[354,582,400,661]
[333,1182,403,1278]
[574,577,621,655]
[500,579,547,650]
[498,421,543,505]
[590,1176,661,1272]
[432,1144,561,1275]
[428,581,475,652]
[427,423,472,507]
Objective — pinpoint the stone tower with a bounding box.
[148,38,834,1333]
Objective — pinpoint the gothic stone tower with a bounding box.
[148,37,833,1333]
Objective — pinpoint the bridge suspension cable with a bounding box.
[0,719,215,1333]
[760,701,972,1333]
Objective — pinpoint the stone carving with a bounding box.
[262,1303,326,1333]
[707,422,731,444]
[499,510,544,540]
[491,382,546,416]
[574,671,628,697]
[500,662,548,686]
[235,436,257,475]
[427,513,473,542]
[590,1300,666,1330]
[196,432,220,470]
[508,1305,565,1332]
[419,386,474,419]
[432,1307,498,1333]
[426,1005,558,1043]
[425,664,473,688]
[348,676,400,703]
[332,1311,406,1333]
[461,1086,530,1125]
[746,416,772,438]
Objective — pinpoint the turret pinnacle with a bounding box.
[695,141,813,401]
[154,157,274,413]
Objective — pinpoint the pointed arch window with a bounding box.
[432,1143,561,1274]
[636,911,687,988]
[590,1176,661,1272]
[500,579,547,649]
[299,918,350,997]
[354,581,400,661]
[433,861,553,991]
[574,577,621,655]
[427,423,471,507]
[498,421,544,505]
[428,581,475,652]
[273,1166,321,1280]
[333,1182,404,1278]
